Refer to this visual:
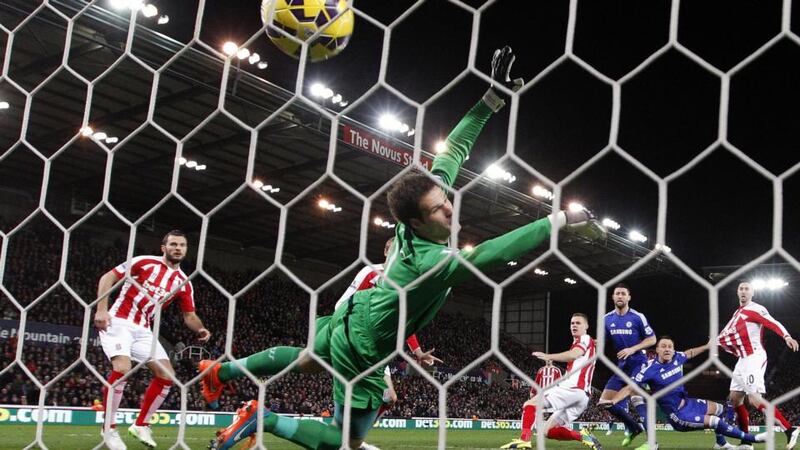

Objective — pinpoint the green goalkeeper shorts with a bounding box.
[313,298,388,409]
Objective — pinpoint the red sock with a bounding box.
[546,426,582,441]
[103,371,126,431]
[758,404,792,431]
[135,377,172,426]
[735,404,750,432]
[520,405,536,441]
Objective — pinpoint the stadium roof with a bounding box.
[0,0,681,294]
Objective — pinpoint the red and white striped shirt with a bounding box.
[336,265,383,310]
[335,264,421,353]
[563,334,596,394]
[718,301,789,358]
[108,255,195,328]
[531,364,562,395]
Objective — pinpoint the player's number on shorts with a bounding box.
[748,375,755,384]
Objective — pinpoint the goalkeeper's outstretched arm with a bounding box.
[430,46,523,187]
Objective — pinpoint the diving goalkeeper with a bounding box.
[201,46,606,450]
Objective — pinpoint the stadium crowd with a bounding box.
[1,226,798,424]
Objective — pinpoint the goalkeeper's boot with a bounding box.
[565,208,607,242]
[500,438,532,449]
[580,428,603,450]
[210,400,261,450]
[128,424,157,448]
[199,359,225,409]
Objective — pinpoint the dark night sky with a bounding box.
[143,0,800,349]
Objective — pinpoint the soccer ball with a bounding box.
[260,0,354,62]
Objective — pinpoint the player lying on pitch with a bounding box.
[600,336,767,450]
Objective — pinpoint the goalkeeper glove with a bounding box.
[564,208,607,242]
[483,45,525,112]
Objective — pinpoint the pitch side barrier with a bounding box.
[0,406,781,434]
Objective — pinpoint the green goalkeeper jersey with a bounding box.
[352,98,553,358]
[324,95,554,409]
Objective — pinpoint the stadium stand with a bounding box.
[1,223,797,424]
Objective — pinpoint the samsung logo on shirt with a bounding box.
[610,329,634,335]
[660,366,683,380]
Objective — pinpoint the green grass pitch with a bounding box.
[1,426,780,450]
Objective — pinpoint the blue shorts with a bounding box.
[668,398,708,431]
[333,402,381,439]
[604,357,647,392]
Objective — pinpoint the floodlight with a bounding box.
[434,141,447,154]
[236,48,251,59]
[318,199,329,209]
[222,42,238,56]
[532,185,553,200]
[310,83,326,98]
[486,164,504,180]
[185,160,197,168]
[379,114,399,130]
[81,126,94,137]
[767,278,788,290]
[602,218,620,230]
[157,15,169,24]
[568,202,584,212]
[248,53,260,64]
[0,102,9,109]
[629,230,647,243]
[257,61,268,69]
[142,4,158,17]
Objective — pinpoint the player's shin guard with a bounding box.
[265,412,342,450]
[218,346,302,382]
[520,405,535,441]
[135,377,172,426]
[715,401,736,446]
[609,403,642,435]
[711,416,760,444]
[103,371,126,432]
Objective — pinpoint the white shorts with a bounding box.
[99,317,169,363]
[729,352,767,394]
[543,386,589,425]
